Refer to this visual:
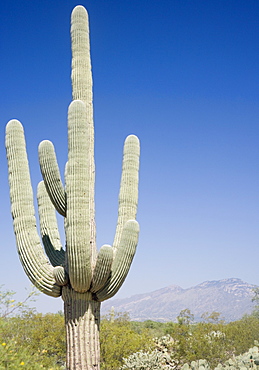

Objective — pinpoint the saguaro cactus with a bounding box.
[5,6,140,370]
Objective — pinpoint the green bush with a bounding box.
[100,312,153,370]
[0,339,61,369]
[0,314,65,369]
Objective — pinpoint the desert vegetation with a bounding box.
[1,287,259,370]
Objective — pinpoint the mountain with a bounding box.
[101,278,257,322]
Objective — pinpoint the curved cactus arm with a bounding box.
[66,100,96,293]
[5,120,61,297]
[95,220,139,302]
[113,135,140,249]
[37,181,65,267]
[53,266,69,286]
[38,140,66,216]
[90,245,113,293]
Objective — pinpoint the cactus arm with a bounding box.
[38,140,66,216]
[95,220,139,301]
[71,6,96,265]
[66,100,94,293]
[37,181,65,267]
[113,135,140,249]
[92,135,140,300]
[90,245,113,293]
[5,120,61,297]
[53,266,69,286]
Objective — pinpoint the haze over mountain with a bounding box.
[101,278,257,322]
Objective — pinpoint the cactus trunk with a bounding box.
[63,287,100,370]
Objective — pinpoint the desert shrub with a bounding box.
[100,312,153,370]
[0,339,63,369]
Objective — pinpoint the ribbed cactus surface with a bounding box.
[5,5,140,370]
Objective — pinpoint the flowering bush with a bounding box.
[0,340,55,369]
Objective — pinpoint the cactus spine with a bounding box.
[5,5,140,370]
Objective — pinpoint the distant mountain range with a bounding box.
[101,278,257,322]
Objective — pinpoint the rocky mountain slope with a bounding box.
[101,278,257,322]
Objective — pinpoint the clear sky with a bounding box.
[0,0,259,314]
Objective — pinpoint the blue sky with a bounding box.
[0,0,259,314]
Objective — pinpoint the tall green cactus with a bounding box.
[5,5,140,370]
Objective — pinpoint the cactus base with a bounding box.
[62,287,101,370]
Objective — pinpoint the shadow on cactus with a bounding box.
[5,5,140,369]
